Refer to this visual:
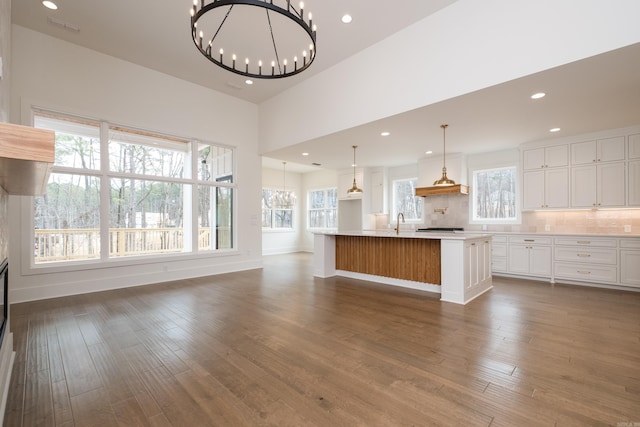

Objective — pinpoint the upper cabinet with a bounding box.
[521,128,640,210]
[0,122,55,196]
[523,145,568,170]
[571,136,625,165]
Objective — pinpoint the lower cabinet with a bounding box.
[620,239,640,287]
[507,236,552,277]
[466,238,492,289]
[554,237,618,284]
[492,234,640,290]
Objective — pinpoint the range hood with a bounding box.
[0,122,55,196]
[415,184,469,197]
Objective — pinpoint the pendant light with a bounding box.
[272,161,296,208]
[433,124,456,186]
[347,145,363,194]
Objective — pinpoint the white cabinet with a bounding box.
[491,235,507,273]
[571,137,625,165]
[554,237,618,284]
[507,236,552,277]
[523,145,568,170]
[466,238,492,289]
[620,239,640,288]
[370,170,385,213]
[571,162,625,208]
[629,134,640,160]
[629,161,640,206]
[523,168,568,209]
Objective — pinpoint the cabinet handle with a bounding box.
[577,254,591,257]
[524,239,535,242]
[577,270,591,274]
[471,243,476,246]
[577,241,591,244]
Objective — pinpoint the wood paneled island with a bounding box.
[314,231,493,305]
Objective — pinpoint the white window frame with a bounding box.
[469,165,521,225]
[26,108,237,273]
[261,188,295,231]
[391,177,423,223]
[307,188,337,230]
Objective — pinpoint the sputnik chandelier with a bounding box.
[190,0,317,79]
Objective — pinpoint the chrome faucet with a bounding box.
[395,212,405,235]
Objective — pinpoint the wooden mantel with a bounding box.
[415,184,469,197]
[0,122,55,195]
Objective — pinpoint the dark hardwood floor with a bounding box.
[4,253,640,426]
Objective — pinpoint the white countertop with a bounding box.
[315,230,492,241]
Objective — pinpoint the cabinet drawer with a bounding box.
[492,243,507,257]
[554,237,617,247]
[554,262,617,283]
[508,236,552,245]
[492,258,507,272]
[554,247,617,265]
[492,235,507,244]
[620,239,640,249]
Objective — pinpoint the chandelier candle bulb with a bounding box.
[219,48,223,63]
[300,2,304,18]
[232,54,236,69]
[294,56,297,71]
[245,58,249,73]
[198,31,203,48]
[309,13,312,28]
[271,61,275,76]
[283,59,287,73]
[259,60,262,75]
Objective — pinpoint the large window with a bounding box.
[471,166,518,223]
[261,189,294,229]
[392,178,423,221]
[33,110,235,264]
[308,188,337,229]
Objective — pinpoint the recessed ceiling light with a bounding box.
[341,14,352,24]
[425,150,433,155]
[550,127,561,132]
[42,1,58,10]
[380,131,390,136]
[531,92,546,99]
[245,79,253,85]
[302,152,309,156]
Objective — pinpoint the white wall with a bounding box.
[0,0,10,122]
[9,25,262,303]
[259,0,640,154]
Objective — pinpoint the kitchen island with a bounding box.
[314,231,493,304]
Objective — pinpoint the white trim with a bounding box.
[336,270,442,295]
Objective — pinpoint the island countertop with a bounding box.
[315,230,493,241]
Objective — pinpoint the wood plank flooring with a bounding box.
[4,253,640,426]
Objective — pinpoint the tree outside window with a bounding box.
[472,166,518,223]
[308,188,337,229]
[262,189,294,229]
[392,178,423,221]
[33,110,235,263]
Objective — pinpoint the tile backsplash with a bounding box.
[416,195,640,235]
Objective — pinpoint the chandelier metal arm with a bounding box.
[265,9,282,75]
[205,4,234,56]
[191,0,317,79]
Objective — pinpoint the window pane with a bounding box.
[309,210,325,228]
[274,210,293,228]
[109,179,186,257]
[262,209,272,228]
[198,143,233,183]
[34,173,100,263]
[473,167,517,220]
[109,127,189,178]
[309,190,325,209]
[34,113,101,170]
[198,185,233,250]
[327,189,337,208]
[393,179,423,220]
[326,209,337,228]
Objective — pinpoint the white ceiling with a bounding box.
[12,1,640,174]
